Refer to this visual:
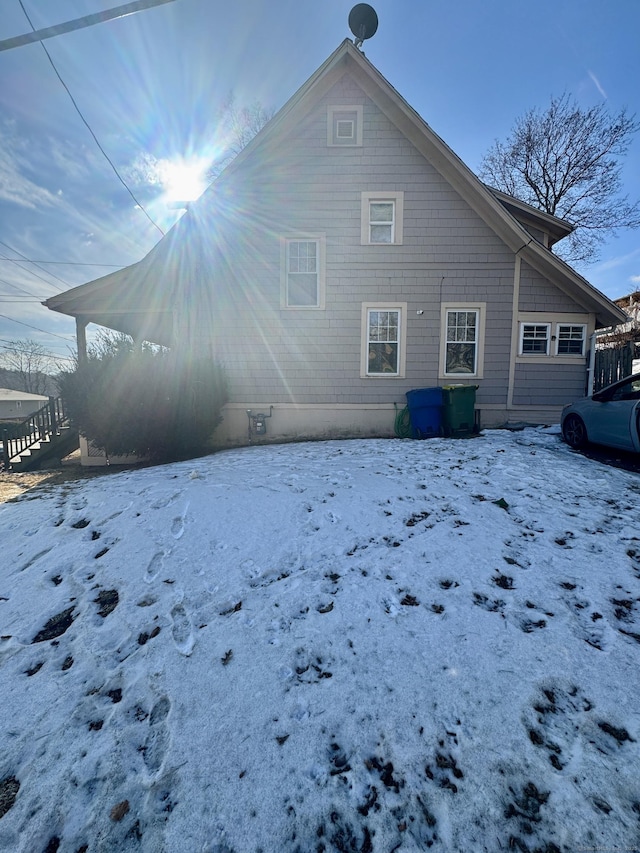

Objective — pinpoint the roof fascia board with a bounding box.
[44,261,148,311]
[488,187,574,238]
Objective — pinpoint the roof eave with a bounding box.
[486,187,574,245]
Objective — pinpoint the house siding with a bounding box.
[512,260,590,407]
[199,77,516,413]
[519,261,585,313]
[512,363,587,407]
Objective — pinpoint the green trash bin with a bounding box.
[441,384,478,437]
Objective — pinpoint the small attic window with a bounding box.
[327,105,363,146]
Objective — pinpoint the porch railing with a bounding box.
[2,396,70,469]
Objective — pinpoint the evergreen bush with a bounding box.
[58,335,228,462]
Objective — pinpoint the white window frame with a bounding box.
[555,323,586,356]
[516,316,590,361]
[327,105,363,147]
[439,303,486,380]
[520,323,551,356]
[361,302,407,378]
[361,192,404,245]
[280,235,326,310]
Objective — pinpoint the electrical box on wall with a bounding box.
[246,407,274,441]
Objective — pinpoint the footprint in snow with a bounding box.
[19,546,54,573]
[145,551,165,584]
[143,695,171,775]
[149,490,182,509]
[170,603,195,656]
[171,506,188,540]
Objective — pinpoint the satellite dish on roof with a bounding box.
[349,4,378,49]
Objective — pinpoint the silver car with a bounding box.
[561,372,640,452]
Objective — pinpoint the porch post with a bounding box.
[76,317,88,366]
[2,429,9,470]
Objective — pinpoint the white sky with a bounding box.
[1,428,640,851]
[0,1,639,365]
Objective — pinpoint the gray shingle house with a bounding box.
[0,389,49,422]
[45,39,627,450]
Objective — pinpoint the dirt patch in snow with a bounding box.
[0,459,142,504]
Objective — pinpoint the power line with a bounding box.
[0,240,72,288]
[0,312,76,342]
[0,340,74,363]
[0,258,124,267]
[0,276,45,300]
[17,0,165,239]
[0,252,67,293]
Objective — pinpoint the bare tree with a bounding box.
[0,339,55,395]
[207,94,274,181]
[479,94,640,264]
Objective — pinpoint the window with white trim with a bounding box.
[327,105,363,146]
[282,237,325,308]
[361,192,404,245]
[439,304,485,379]
[520,323,550,355]
[361,303,407,378]
[556,324,586,356]
[369,201,395,243]
[445,310,478,374]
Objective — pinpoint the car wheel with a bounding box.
[563,414,588,449]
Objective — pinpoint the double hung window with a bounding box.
[369,201,395,244]
[282,237,324,308]
[361,303,407,378]
[361,192,404,245]
[445,310,478,374]
[439,304,485,378]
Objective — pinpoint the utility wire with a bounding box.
[17,0,165,239]
[0,339,74,362]
[0,253,66,293]
[0,240,72,288]
[0,258,124,267]
[0,275,46,300]
[0,312,76,342]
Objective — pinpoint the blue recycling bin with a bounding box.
[405,387,443,439]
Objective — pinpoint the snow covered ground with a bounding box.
[1,428,640,853]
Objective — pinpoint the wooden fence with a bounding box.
[593,342,635,392]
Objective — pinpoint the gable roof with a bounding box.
[45,39,627,331]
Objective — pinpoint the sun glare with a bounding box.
[161,158,209,204]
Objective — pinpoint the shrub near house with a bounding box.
[59,344,228,462]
